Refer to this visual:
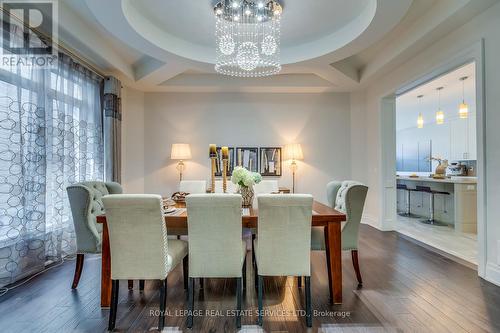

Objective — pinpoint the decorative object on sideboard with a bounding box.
[236,147,259,172]
[231,166,262,207]
[459,76,469,119]
[428,156,448,179]
[284,143,303,193]
[215,146,235,176]
[221,146,229,193]
[170,143,192,181]
[213,0,283,77]
[209,144,217,193]
[260,147,282,176]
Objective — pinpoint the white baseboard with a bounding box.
[361,214,381,230]
[485,262,500,286]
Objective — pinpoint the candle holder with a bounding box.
[222,158,228,193]
[210,156,217,193]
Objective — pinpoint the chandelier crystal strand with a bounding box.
[214,0,282,77]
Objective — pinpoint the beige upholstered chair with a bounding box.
[66,181,123,289]
[179,180,207,194]
[311,181,368,292]
[254,194,313,327]
[185,194,246,329]
[102,194,188,331]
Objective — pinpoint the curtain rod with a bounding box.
[1,7,107,78]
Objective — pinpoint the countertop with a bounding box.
[396,175,477,184]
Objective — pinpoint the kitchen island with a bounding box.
[396,175,477,233]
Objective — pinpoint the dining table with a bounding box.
[96,199,346,307]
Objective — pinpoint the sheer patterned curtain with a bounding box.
[0,24,104,287]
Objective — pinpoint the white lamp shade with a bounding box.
[171,143,192,160]
[284,143,304,161]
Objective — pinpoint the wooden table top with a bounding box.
[97,200,345,229]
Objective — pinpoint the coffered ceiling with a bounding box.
[60,0,499,92]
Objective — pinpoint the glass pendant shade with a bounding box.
[436,110,444,125]
[435,87,444,125]
[459,102,469,119]
[417,113,424,128]
[214,0,282,77]
[459,76,469,119]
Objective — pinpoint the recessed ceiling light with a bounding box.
[245,8,251,15]
[232,1,239,8]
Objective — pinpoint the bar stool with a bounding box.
[415,185,450,225]
[397,183,417,217]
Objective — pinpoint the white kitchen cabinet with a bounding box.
[449,115,476,161]
[450,118,468,161]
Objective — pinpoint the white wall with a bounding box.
[353,2,500,285]
[121,92,352,204]
[121,87,145,193]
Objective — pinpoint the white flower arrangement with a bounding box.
[231,166,262,188]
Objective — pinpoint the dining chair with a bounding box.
[254,194,314,327]
[66,181,123,289]
[311,181,368,291]
[179,180,207,194]
[250,179,279,264]
[185,194,246,329]
[102,194,188,331]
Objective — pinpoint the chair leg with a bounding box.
[297,276,302,288]
[254,261,258,290]
[323,226,333,303]
[199,278,204,290]
[236,277,242,328]
[351,250,363,286]
[251,234,256,265]
[187,277,194,328]
[128,280,133,290]
[71,253,84,289]
[257,275,263,326]
[159,278,167,331]
[183,255,188,290]
[139,280,145,291]
[242,256,247,290]
[108,280,119,331]
[305,276,312,328]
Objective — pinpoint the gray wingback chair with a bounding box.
[66,181,123,289]
[311,181,368,290]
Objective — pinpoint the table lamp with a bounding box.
[171,143,192,181]
[284,143,303,193]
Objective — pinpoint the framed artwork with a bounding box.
[215,147,235,176]
[260,147,282,176]
[235,147,259,172]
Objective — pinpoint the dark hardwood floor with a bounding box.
[1,225,500,332]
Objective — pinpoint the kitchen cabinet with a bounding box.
[449,115,476,161]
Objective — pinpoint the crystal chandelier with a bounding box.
[213,0,282,77]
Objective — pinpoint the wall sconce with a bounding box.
[284,143,303,193]
[171,143,192,181]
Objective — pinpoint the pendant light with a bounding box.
[417,95,424,129]
[459,76,469,119]
[436,87,444,125]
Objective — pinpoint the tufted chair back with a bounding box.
[67,181,123,253]
[326,180,368,250]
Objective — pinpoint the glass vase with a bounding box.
[239,185,254,207]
